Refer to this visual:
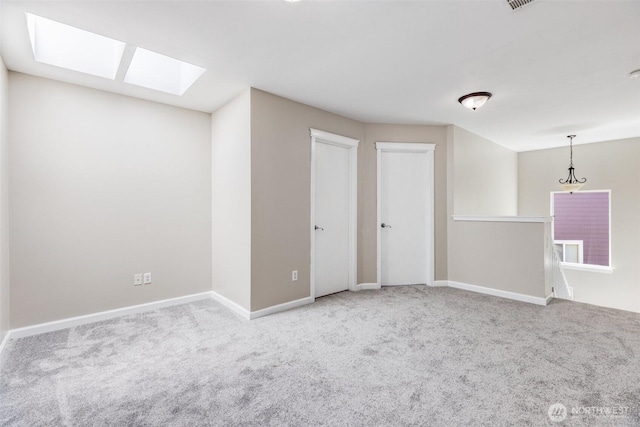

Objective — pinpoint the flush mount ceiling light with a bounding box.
[124,48,206,96]
[458,92,492,110]
[25,13,125,79]
[507,0,535,10]
[558,135,587,193]
[630,69,640,79]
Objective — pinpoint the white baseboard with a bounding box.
[3,290,312,355]
[210,291,314,320]
[0,279,556,357]
[9,291,214,340]
[431,280,449,287]
[448,281,550,306]
[210,291,251,320]
[250,296,314,320]
[355,282,381,291]
[545,293,554,305]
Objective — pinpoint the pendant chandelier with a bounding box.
[558,135,586,193]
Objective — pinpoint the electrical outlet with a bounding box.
[143,272,152,284]
[292,270,298,281]
[134,274,143,286]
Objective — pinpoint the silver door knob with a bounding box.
[381,223,392,228]
[315,225,324,231]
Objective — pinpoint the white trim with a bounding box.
[448,281,550,306]
[310,134,317,298]
[249,296,314,320]
[377,145,381,287]
[452,215,550,223]
[310,128,359,299]
[546,294,555,305]
[431,280,449,287]
[355,282,382,290]
[554,239,584,264]
[376,142,435,287]
[0,331,10,356]
[375,142,436,152]
[560,262,613,274]
[210,290,251,319]
[310,128,359,148]
[10,292,214,339]
[212,292,313,320]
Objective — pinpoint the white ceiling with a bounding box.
[1,0,639,151]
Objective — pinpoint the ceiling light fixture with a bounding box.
[458,92,492,110]
[124,47,206,96]
[25,13,125,79]
[558,135,586,193]
[630,69,640,79]
[507,0,535,10]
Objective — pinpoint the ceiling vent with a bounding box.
[507,0,535,10]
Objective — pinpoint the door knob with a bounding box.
[315,225,324,231]
[381,223,392,228]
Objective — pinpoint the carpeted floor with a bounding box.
[1,286,639,426]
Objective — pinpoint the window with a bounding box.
[124,48,206,96]
[551,191,611,268]
[554,240,583,263]
[26,13,126,80]
[25,13,206,95]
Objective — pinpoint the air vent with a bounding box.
[507,0,534,10]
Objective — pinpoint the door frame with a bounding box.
[310,128,359,299]
[376,142,436,287]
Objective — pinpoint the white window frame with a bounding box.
[550,190,613,273]
[554,240,584,264]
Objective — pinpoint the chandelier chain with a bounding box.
[558,134,586,186]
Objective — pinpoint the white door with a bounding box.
[312,130,358,298]
[377,143,434,286]
[314,142,349,297]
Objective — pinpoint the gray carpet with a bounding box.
[1,286,639,426]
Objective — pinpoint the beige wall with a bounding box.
[10,74,632,327]
[519,137,640,313]
[223,89,449,311]
[360,124,448,282]
[447,220,547,298]
[9,73,212,328]
[452,126,517,216]
[250,89,364,311]
[211,90,252,310]
[0,57,9,339]
[447,125,544,298]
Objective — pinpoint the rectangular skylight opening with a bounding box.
[123,47,206,96]
[25,13,126,80]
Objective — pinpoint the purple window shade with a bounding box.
[553,192,610,266]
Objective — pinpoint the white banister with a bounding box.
[545,225,573,300]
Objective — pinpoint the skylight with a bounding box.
[25,14,207,96]
[124,48,206,96]
[26,13,125,80]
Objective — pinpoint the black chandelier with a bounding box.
[558,135,586,193]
